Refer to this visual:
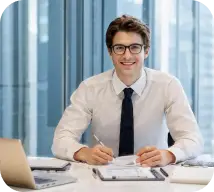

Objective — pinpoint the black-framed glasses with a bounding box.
[111,44,144,55]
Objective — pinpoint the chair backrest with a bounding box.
[168,132,175,147]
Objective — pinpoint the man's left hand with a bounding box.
[136,146,176,167]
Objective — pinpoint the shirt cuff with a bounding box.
[167,147,186,164]
[66,143,88,161]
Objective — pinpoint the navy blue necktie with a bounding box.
[119,88,134,156]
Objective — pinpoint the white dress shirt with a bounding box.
[52,67,203,162]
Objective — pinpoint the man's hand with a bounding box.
[74,145,114,165]
[136,146,176,167]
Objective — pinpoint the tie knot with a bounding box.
[123,88,133,99]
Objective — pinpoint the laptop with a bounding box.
[0,138,77,190]
[29,157,71,171]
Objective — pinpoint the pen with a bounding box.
[93,134,105,146]
[92,168,97,179]
[93,134,116,159]
[160,168,168,177]
[92,168,97,174]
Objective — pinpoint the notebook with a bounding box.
[170,166,214,185]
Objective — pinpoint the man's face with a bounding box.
[109,31,149,79]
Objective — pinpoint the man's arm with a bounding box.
[165,77,204,163]
[51,82,92,161]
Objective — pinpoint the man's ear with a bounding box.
[108,48,113,59]
[108,48,112,56]
[144,47,150,59]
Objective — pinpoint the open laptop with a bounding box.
[0,138,77,190]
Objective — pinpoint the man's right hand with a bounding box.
[73,145,114,165]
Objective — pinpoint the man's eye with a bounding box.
[115,46,124,50]
[131,45,140,50]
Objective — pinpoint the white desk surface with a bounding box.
[10,161,208,192]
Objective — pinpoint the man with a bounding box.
[52,15,203,167]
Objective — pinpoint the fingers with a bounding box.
[136,146,157,156]
[95,145,113,160]
[90,145,114,165]
[92,154,109,165]
[96,149,113,161]
[140,154,161,166]
[137,151,162,167]
[136,146,162,167]
[99,146,114,160]
[136,150,161,163]
[141,159,161,167]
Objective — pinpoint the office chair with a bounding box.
[168,132,175,147]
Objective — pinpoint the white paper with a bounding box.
[97,155,155,179]
[97,166,154,179]
[109,155,139,166]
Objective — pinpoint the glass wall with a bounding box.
[117,0,143,19]
[0,0,213,156]
[151,0,214,154]
[0,0,65,156]
[198,3,214,153]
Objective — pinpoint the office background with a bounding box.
[0,0,214,157]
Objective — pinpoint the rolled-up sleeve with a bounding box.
[52,82,92,161]
[165,77,204,163]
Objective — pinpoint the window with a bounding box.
[117,0,143,19]
[143,0,214,154]
[0,0,65,156]
[198,3,214,154]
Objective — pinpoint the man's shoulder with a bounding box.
[83,69,114,87]
[145,67,177,85]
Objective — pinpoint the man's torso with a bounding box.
[83,68,174,156]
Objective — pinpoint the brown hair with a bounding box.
[106,15,150,51]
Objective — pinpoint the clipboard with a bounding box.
[93,166,165,181]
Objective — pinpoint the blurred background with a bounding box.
[0,0,214,157]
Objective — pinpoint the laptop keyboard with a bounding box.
[34,176,57,184]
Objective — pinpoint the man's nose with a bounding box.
[123,48,132,59]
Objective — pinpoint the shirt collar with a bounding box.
[112,68,146,97]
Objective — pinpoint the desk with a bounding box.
[10,162,207,192]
